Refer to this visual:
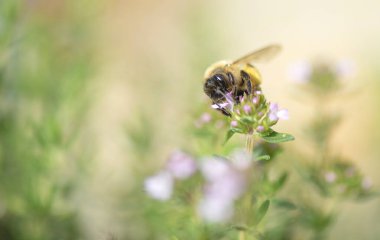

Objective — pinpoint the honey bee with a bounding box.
[203,44,281,115]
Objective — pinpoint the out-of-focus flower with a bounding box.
[200,113,212,123]
[204,170,245,201]
[197,197,233,223]
[362,177,372,190]
[288,60,312,83]
[230,149,253,170]
[256,125,265,132]
[198,156,247,223]
[335,59,357,78]
[269,103,289,122]
[195,112,212,128]
[243,104,252,114]
[166,150,197,179]
[200,157,230,181]
[231,120,238,128]
[252,96,259,105]
[144,171,173,201]
[324,171,337,183]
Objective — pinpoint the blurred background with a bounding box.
[1,0,380,239]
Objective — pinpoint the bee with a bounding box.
[203,44,281,116]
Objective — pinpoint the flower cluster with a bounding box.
[144,150,197,201]
[307,161,374,199]
[198,151,253,223]
[211,90,292,144]
[288,59,356,92]
[144,149,257,223]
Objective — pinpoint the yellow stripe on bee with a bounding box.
[243,64,262,85]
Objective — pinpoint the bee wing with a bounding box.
[232,44,282,65]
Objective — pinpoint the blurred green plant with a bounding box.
[0,1,95,239]
[121,56,376,240]
[265,60,375,240]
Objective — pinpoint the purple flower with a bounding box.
[256,125,265,132]
[198,156,247,223]
[200,157,246,201]
[243,104,252,114]
[200,113,211,123]
[231,120,238,128]
[269,103,289,122]
[252,96,259,105]
[166,150,197,179]
[144,171,173,201]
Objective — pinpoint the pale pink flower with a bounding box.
[198,197,233,223]
[252,96,259,105]
[200,157,230,181]
[231,120,238,128]
[362,177,372,190]
[166,150,197,179]
[288,60,312,83]
[324,171,336,183]
[243,104,252,114]
[200,113,212,123]
[269,103,289,121]
[256,125,265,132]
[144,171,173,201]
[230,149,253,170]
[204,170,245,201]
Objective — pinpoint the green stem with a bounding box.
[239,230,245,240]
[245,133,255,154]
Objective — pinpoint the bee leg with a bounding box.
[246,79,252,95]
[227,72,235,85]
[219,108,231,117]
[213,102,232,117]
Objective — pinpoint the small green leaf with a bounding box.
[273,172,288,192]
[260,130,295,143]
[225,129,235,143]
[224,127,246,144]
[272,198,297,210]
[255,155,271,161]
[239,116,254,124]
[231,127,244,133]
[255,200,270,224]
[231,225,250,231]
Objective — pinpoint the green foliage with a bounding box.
[121,59,376,240]
[259,130,295,143]
[255,199,270,225]
[0,1,95,239]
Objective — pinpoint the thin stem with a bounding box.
[245,133,255,154]
[239,230,245,240]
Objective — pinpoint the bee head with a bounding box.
[204,73,229,102]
